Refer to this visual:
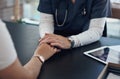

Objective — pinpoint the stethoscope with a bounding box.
[55,0,87,27]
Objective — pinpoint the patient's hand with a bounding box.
[34,43,57,61]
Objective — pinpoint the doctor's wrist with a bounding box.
[68,37,75,48]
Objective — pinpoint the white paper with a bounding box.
[107,73,120,79]
[106,45,120,64]
[109,45,120,52]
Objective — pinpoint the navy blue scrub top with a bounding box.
[38,0,111,37]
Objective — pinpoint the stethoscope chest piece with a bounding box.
[81,8,87,16]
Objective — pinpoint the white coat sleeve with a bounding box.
[69,17,106,47]
[39,12,54,38]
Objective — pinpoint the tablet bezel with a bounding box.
[84,46,109,64]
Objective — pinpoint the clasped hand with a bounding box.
[39,33,71,50]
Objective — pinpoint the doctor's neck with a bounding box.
[72,0,75,4]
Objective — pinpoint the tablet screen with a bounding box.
[84,46,120,64]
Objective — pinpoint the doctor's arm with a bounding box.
[39,12,54,38]
[68,17,106,47]
[39,13,106,49]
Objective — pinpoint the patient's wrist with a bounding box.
[33,55,45,64]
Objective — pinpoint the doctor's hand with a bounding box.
[40,33,71,49]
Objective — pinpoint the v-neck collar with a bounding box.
[71,0,77,6]
[71,0,76,5]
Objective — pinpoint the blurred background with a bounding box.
[0,0,120,38]
[0,0,40,22]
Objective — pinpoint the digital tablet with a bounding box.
[84,46,120,64]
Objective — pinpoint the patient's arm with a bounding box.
[0,43,57,79]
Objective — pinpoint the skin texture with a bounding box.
[40,33,71,49]
[72,0,75,4]
[0,43,57,79]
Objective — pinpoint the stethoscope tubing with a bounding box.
[55,0,87,27]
